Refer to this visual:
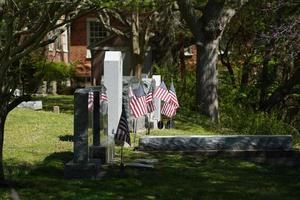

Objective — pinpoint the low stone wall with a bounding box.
[138,135,293,151]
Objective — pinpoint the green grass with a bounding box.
[32,95,74,114]
[1,95,300,200]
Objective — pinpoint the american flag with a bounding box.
[129,84,147,118]
[88,91,94,112]
[146,80,156,113]
[161,82,179,118]
[153,81,170,102]
[168,82,179,108]
[100,86,108,103]
[132,84,148,117]
[114,105,131,146]
[161,101,177,118]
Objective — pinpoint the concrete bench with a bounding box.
[138,135,293,151]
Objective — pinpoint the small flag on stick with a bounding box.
[114,106,131,146]
[153,81,170,102]
[169,82,179,109]
[88,91,94,112]
[129,84,147,118]
[161,82,179,118]
[100,87,108,103]
[161,102,177,118]
[146,80,156,113]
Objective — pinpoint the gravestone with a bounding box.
[17,101,43,110]
[64,88,101,179]
[139,135,293,151]
[86,86,107,162]
[104,51,123,164]
[151,75,161,128]
[49,81,57,95]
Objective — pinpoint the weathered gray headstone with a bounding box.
[49,81,57,95]
[139,135,293,151]
[64,88,101,179]
[53,106,60,114]
[17,101,43,110]
[73,89,89,163]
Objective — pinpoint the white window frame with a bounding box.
[61,26,68,53]
[48,32,54,51]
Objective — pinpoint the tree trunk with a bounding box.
[0,110,7,184]
[197,40,220,122]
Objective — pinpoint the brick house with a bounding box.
[47,13,112,86]
[46,12,198,90]
[46,13,153,87]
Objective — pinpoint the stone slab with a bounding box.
[17,101,42,110]
[89,145,106,163]
[134,159,159,164]
[138,135,293,151]
[126,163,154,169]
[64,160,101,179]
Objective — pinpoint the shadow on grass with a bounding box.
[59,135,74,142]
[3,150,300,200]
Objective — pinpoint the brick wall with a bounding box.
[70,14,97,77]
[185,45,197,71]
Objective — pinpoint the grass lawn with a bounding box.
[1,95,300,200]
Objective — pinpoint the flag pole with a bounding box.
[120,144,125,174]
[120,144,124,166]
[133,118,137,150]
[147,114,151,135]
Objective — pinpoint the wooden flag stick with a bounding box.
[120,145,125,175]
[133,119,137,149]
[147,114,151,135]
[120,145,124,166]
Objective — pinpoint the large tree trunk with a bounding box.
[177,0,248,122]
[0,109,8,184]
[197,40,220,122]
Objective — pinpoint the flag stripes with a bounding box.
[146,93,155,113]
[130,95,147,118]
[161,82,179,118]
[146,81,155,113]
[114,106,131,146]
[100,91,108,102]
[129,84,147,118]
[153,81,170,102]
[88,91,94,112]
[169,82,179,108]
[161,102,177,118]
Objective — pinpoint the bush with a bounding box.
[38,61,75,82]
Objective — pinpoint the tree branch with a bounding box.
[176,0,203,44]
[7,95,31,113]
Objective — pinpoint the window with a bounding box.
[62,28,68,53]
[48,28,68,52]
[87,19,108,46]
[48,32,54,51]
[184,46,193,56]
[54,33,62,51]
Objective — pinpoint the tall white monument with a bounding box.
[152,75,161,125]
[104,51,123,163]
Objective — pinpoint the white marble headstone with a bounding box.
[152,75,161,123]
[104,51,123,164]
